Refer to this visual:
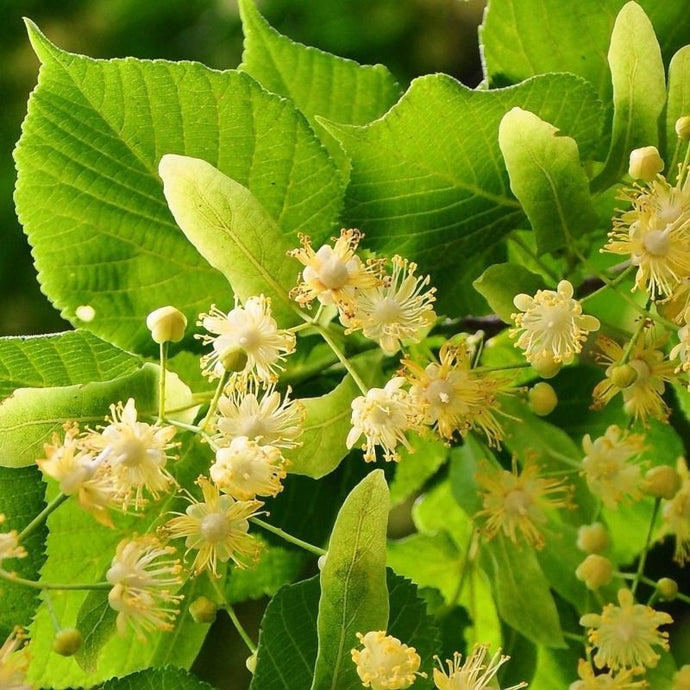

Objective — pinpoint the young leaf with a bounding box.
[665,46,690,171]
[322,73,603,316]
[473,262,544,323]
[498,108,598,254]
[311,470,390,690]
[159,155,300,326]
[15,22,343,354]
[594,2,666,189]
[101,667,215,689]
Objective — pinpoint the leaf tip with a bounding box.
[23,18,58,65]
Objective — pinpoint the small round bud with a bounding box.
[575,554,613,590]
[189,596,218,624]
[641,465,682,500]
[219,344,249,373]
[628,146,664,181]
[246,652,258,674]
[657,578,679,602]
[530,351,562,379]
[676,116,690,141]
[146,306,187,344]
[527,382,558,416]
[317,554,327,570]
[610,363,638,389]
[577,522,609,554]
[52,628,83,656]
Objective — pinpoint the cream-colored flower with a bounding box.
[210,437,288,500]
[604,173,690,300]
[575,554,614,591]
[660,457,690,565]
[106,535,183,638]
[289,229,382,311]
[670,322,690,373]
[404,340,510,448]
[0,517,26,568]
[0,628,30,690]
[165,476,263,576]
[433,644,526,689]
[511,280,600,365]
[344,255,436,355]
[474,461,573,549]
[351,631,424,690]
[581,426,645,509]
[214,383,305,450]
[673,665,690,690]
[592,333,675,422]
[198,296,296,383]
[569,658,647,689]
[346,377,420,463]
[580,588,672,672]
[84,399,176,510]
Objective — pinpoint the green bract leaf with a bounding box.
[666,46,690,171]
[322,73,603,315]
[15,22,343,354]
[594,2,666,189]
[498,108,598,254]
[101,667,215,689]
[311,469,390,690]
[159,155,300,326]
[0,363,192,468]
[473,262,544,323]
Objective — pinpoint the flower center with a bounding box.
[540,302,572,331]
[200,512,230,542]
[319,256,350,289]
[629,358,652,385]
[116,437,149,467]
[237,327,261,351]
[642,228,670,256]
[372,297,402,324]
[239,414,267,440]
[504,489,532,516]
[426,378,454,407]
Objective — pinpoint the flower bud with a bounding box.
[530,351,562,379]
[189,596,218,624]
[218,344,249,373]
[318,554,327,570]
[527,382,558,416]
[577,522,609,554]
[52,628,83,656]
[641,465,682,500]
[628,146,664,181]
[246,652,258,674]
[676,116,690,141]
[657,578,679,602]
[146,306,187,344]
[575,554,613,590]
[610,363,638,389]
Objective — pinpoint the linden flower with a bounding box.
[673,666,690,690]
[38,423,120,526]
[344,256,437,355]
[210,436,288,500]
[580,588,672,672]
[214,383,305,450]
[106,535,183,637]
[404,340,509,447]
[604,174,690,300]
[197,296,296,383]
[433,645,527,690]
[581,426,645,510]
[165,477,263,577]
[592,334,675,422]
[569,658,647,689]
[670,322,690,373]
[289,228,382,311]
[511,280,600,365]
[0,628,30,690]
[660,457,690,565]
[474,461,573,548]
[351,631,424,690]
[346,377,420,463]
[84,399,176,510]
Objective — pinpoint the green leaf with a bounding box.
[159,155,300,326]
[238,0,401,164]
[594,2,666,188]
[0,330,141,399]
[482,534,565,648]
[0,363,192,468]
[498,108,598,254]
[473,263,544,323]
[311,470,390,690]
[0,466,47,638]
[15,22,343,354]
[323,73,603,315]
[389,435,447,507]
[101,667,215,689]
[665,46,690,171]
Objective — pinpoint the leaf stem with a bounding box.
[201,370,230,432]
[250,518,326,557]
[18,493,69,542]
[209,576,257,653]
[158,341,169,423]
[0,570,111,591]
[580,265,634,303]
[631,498,660,596]
[314,324,368,395]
